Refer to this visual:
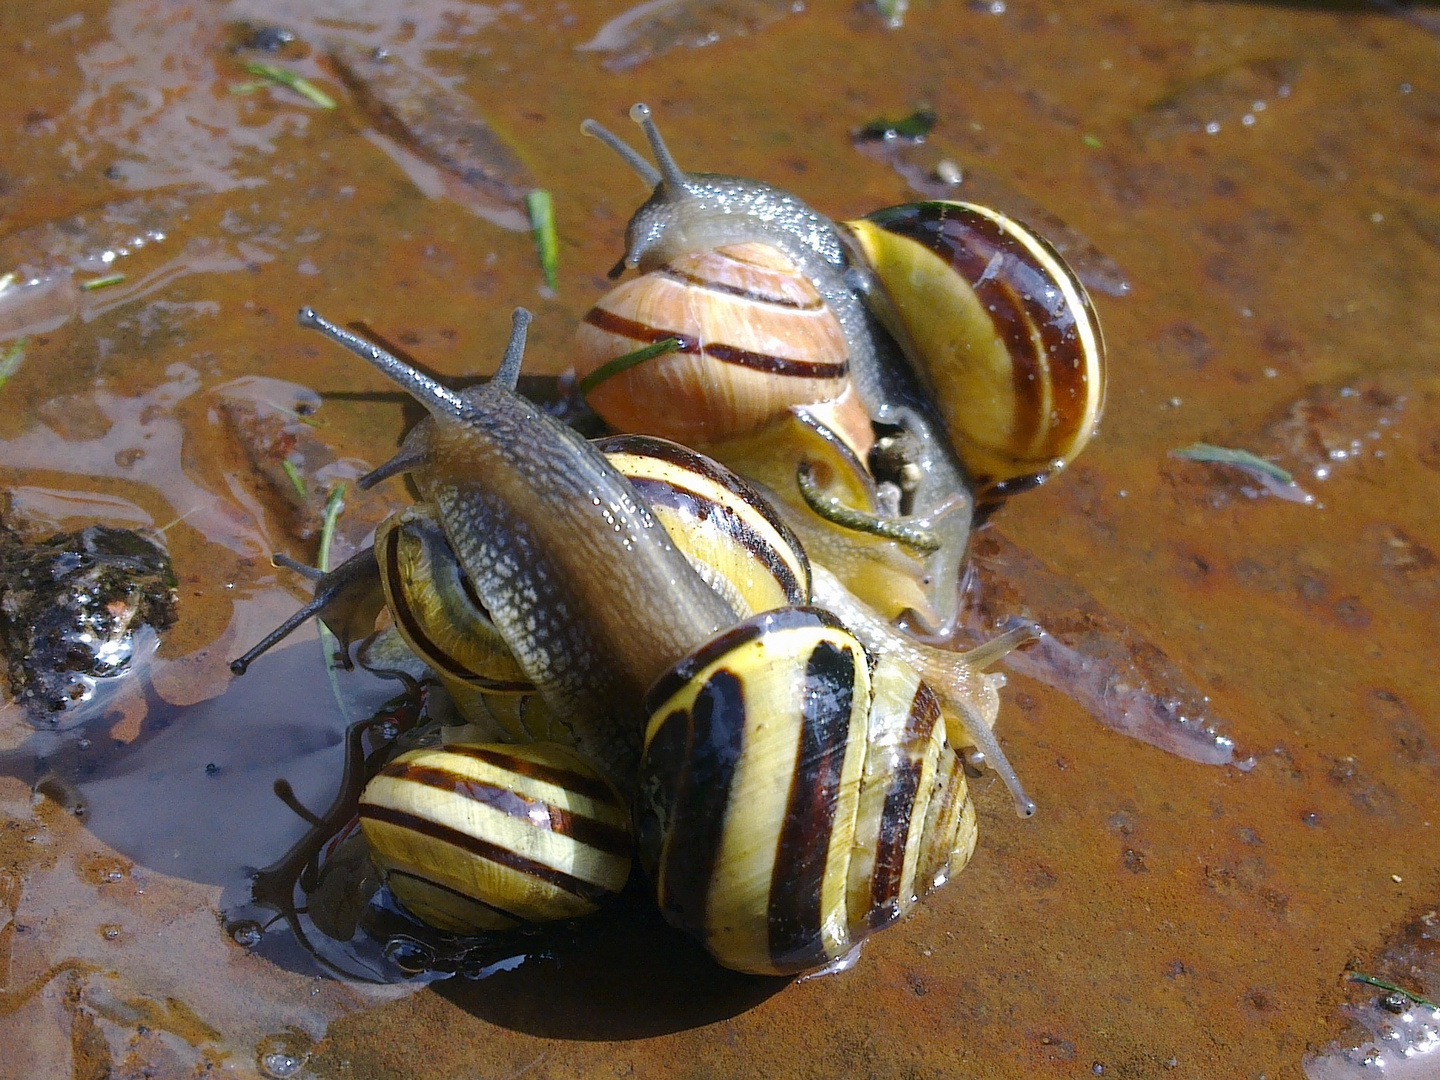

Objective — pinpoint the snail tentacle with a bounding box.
[959,619,1041,671]
[581,118,661,188]
[628,102,690,195]
[297,307,466,419]
[492,307,531,392]
[359,451,429,490]
[808,563,1034,817]
[229,548,380,674]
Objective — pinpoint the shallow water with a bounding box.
[1,0,1439,1076]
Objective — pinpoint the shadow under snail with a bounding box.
[573,104,1106,633]
[232,306,1035,976]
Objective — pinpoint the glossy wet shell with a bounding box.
[841,201,1106,495]
[637,607,975,976]
[359,741,633,933]
[574,242,851,444]
[374,505,533,694]
[594,433,811,617]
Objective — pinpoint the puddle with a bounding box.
[1,0,1439,1076]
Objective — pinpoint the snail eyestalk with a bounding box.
[492,307,532,391]
[960,619,1041,670]
[296,307,465,418]
[628,102,689,194]
[796,462,941,555]
[581,118,661,188]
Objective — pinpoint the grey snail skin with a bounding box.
[575,104,1106,635]
[229,307,1033,974]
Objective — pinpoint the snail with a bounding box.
[574,104,1106,628]
[232,307,1035,973]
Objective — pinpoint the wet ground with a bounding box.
[1,0,1439,1077]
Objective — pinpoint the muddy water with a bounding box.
[1,0,1439,1077]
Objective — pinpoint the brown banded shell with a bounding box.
[359,741,633,933]
[840,201,1106,497]
[574,242,851,444]
[637,607,975,976]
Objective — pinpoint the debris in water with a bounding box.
[872,0,909,28]
[526,189,560,291]
[1169,443,1315,505]
[0,522,177,721]
[1135,57,1298,140]
[80,273,126,291]
[856,108,937,141]
[852,131,1132,297]
[242,61,337,110]
[0,337,25,389]
[960,528,1239,765]
[329,43,534,208]
[576,0,804,72]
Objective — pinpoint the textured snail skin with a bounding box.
[297,307,736,786]
[376,433,816,744]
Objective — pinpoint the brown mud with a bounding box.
[1,0,1439,1077]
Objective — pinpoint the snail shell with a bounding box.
[638,607,975,975]
[840,201,1106,497]
[371,433,814,743]
[574,242,851,445]
[360,740,632,933]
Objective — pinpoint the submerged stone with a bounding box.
[0,520,177,720]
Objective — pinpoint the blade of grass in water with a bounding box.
[1170,442,1314,504]
[318,482,349,720]
[0,337,27,390]
[1348,973,1439,1009]
[526,190,559,291]
[244,62,337,109]
[318,483,346,575]
[577,338,680,397]
[81,273,125,291]
[281,459,307,500]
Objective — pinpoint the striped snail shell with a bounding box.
[839,202,1106,497]
[369,433,813,744]
[360,740,632,933]
[638,607,976,975]
[232,306,1032,966]
[581,106,1105,505]
[574,242,851,445]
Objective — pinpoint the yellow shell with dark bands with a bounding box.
[376,439,815,744]
[375,505,533,694]
[637,607,975,976]
[574,242,851,444]
[359,741,632,933]
[704,393,937,625]
[594,433,810,617]
[841,201,1106,497]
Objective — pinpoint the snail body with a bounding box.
[233,307,1030,966]
[578,105,1108,624]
